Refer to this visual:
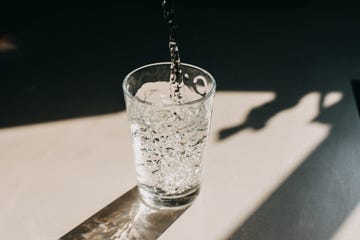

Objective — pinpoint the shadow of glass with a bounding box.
[60,186,189,240]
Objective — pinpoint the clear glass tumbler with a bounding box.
[123,62,216,208]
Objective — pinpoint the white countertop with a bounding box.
[1,90,359,240]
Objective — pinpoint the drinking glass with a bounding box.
[123,62,216,208]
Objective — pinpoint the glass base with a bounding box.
[138,186,200,209]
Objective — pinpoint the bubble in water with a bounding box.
[131,82,210,196]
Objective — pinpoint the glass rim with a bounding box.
[122,62,216,107]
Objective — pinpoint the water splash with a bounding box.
[162,0,185,103]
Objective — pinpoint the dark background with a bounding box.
[1,1,360,239]
[2,0,359,128]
